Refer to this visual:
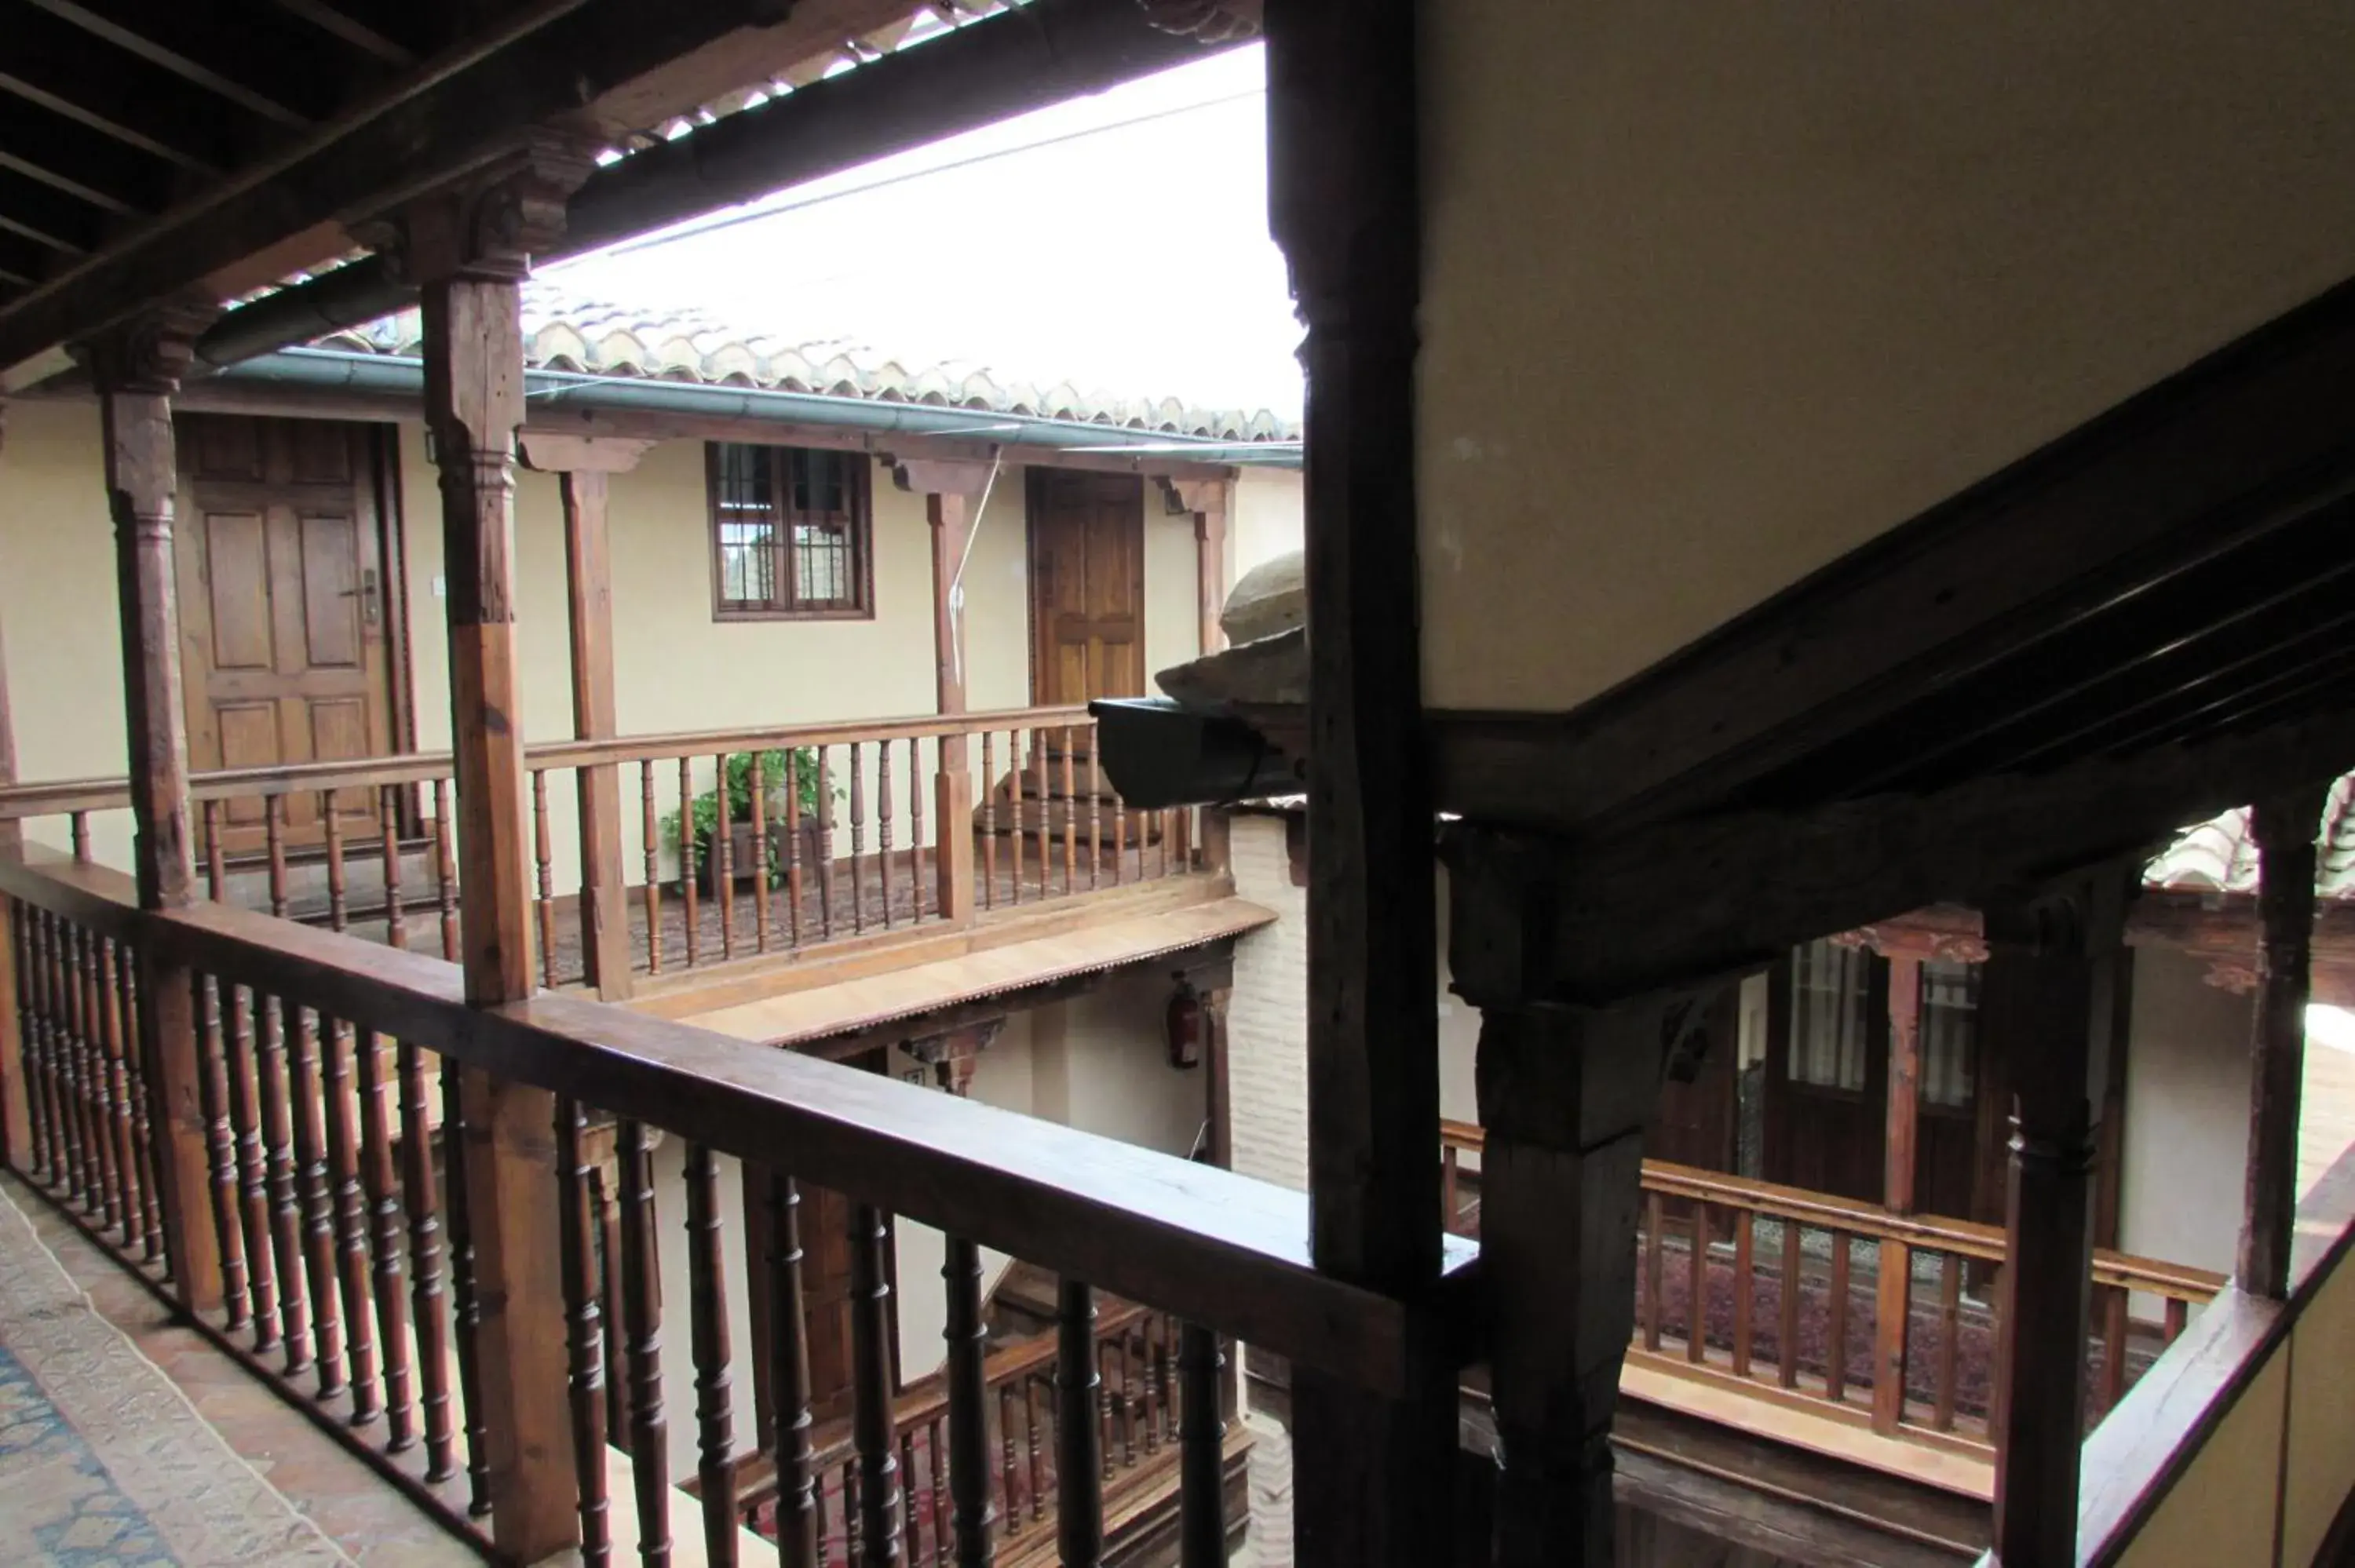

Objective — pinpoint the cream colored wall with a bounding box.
[2116,1348,2289,1568]
[2282,1253,2355,1567]
[0,399,136,866]
[1142,490,1200,684]
[1418,1,2355,712]
[2120,948,2258,1279]
[1230,469,1303,584]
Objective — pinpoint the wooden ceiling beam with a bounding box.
[23,0,317,128]
[0,4,248,174]
[0,0,874,370]
[269,0,420,67]
[0,95,168,217]
[1441,704,2355,1008]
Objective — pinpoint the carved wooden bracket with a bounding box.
[372,132,599,285]
[1135,0,1261,41]
[905,1019,1004,1096]
[1831,903,1991,965]
[78,301,220,395]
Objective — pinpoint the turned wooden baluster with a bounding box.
[679,757,701,970]
[642,761,663,975]
[979,732,999,913]
[1031,735,1050,902]
[596,1165,630,1444]
[256,993,313,1375]
[27,915,64,1195]
[556,1096,612,1566]
[61,920,97,1215]
[1057,1278,1104,1567]
[1025,1375,1045,1525]
[318,1013,380,1421]
[617,1116,672,1563]
[95,937,134,1241]
[1827,1231,1853,1403]
[1112,771,1126,887]
[9,904,53,1184]
[1178,1323,1225,1568]
[380,786,405,947]
[943,1236,992,1567]
[1731,1210,1755,1379]
[878,741,895,931]
[899,1433,920,1560]
[1933,1253,1962,1431]
[287,1006,347,1397]
[532,770,559,988]
[996,1384,1020,1537]
[1059,730,1076,896]
[715,753,737,961]
[1779,1222,1804,1391]
[2098,1284,2130,1416]
[323,807,350,932]
[849,745,868,936]
[850,1201,900,1566]
[785,755,807,948]
[1641,1191,1663,1351]
[123,943,166,1261]
[262,796,290,917]
[1088,746,1102,892]
[1003,733,1021,909]
[432,780,460,963]
[1686,1204,1710,1364]
[222,980,279,1350]
[354,1027,414,1451]
[398,1041,455,1479]
[441,1059,491,1515]
[928,1414,948,1568]
[69,811,89,862]
[685,1141,739,1567]
[816,748,837,939]
[768,1172,820,1568]
[750,753,772,954]
[203,800,226,902]
[68,924,109,1223]
[911,739,928,924]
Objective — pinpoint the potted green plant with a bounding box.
[662,748,832,895]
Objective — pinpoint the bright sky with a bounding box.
[544,43,1304,421]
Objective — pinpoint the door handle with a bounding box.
[342,568,382,626]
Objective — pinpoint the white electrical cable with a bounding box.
[944,447,1005,687]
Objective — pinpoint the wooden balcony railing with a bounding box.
[0,705,1209,996]
[1441,1121,2222,1454]
[0,850,1422,1565]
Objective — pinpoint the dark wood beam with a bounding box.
[2237,787,2328,1299]
[0,3,242,175]
[1445,706,2355,1008]
[0,94,167,217]
[270,0,420,67]
[1264,0,1455,1561]
[1430,275,2355,836]
[0,165,106,255]
[0,0,895,370]
[24,0,312,126]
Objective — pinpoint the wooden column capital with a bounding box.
[377,133,597,286]
[905,1019,1002,1097]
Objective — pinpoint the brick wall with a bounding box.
[1228,813,1309,1193]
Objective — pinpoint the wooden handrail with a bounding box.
[0,851,1465,1393]
[0,704,1099,822]
[1443,1119,2223,1302]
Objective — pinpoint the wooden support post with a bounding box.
[1465,992,1667,1566]
[904,460,992,928]
[1170,477,1233,658]
[400,140,592,1566]
[1985,879,2113,1568]
[1875,952,1923,1436]
[1265,0,1455,1560]
[2238,787,2328,1299]
[87,311,222,1313]
[522,433,649,1000]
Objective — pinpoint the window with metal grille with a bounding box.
[1788,938,1871,1091]
[707,443,871,618]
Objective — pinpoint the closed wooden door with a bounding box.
[1762,939,1892,1205]
[173,414,393,855]
[1028,469,1146,705]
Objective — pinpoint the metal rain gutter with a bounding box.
[214,346,1304,468]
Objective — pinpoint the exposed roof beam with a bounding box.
[0,0,908,369]
[1442,705,2355,1008]
[192,0,1242,368]
[0,96,162,217]
[270,0,419,66]
[0,5,239,175]
[0,167,100,254]
[24,0,314,128]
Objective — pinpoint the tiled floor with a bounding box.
[7,1180,480,1568]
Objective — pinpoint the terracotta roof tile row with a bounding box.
[2145,774,2355,900]
[328,283,1300,445]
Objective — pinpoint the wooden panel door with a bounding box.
[1762,940,1892,1205]
[1028,469,1146,705]
[173,414,392,855]
[1648,986,1740,1173]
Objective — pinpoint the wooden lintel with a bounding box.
[1444,707,2355,1006]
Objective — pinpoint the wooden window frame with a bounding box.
[706,441,876,622]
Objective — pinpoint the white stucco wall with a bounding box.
[2120,946,2258,1278]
